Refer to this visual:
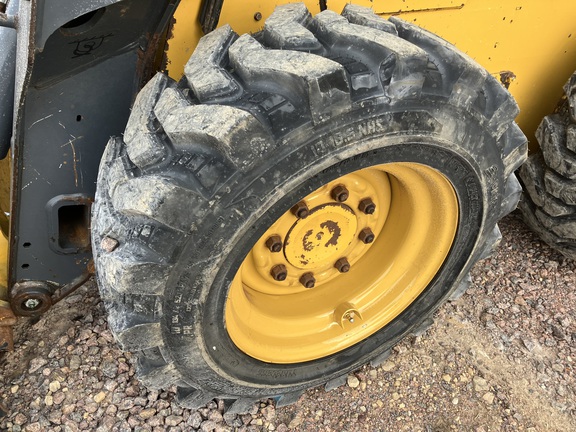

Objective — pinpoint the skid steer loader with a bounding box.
[0,0,575,410]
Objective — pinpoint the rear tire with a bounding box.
[518,72,576,260]
[92,4,526,410]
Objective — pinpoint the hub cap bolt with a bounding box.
[265,235,283,253]
[270,264,288,281]
[299,272,316,289]
[358,198,376,215]
[331,184,349,202]
[291,201,309,219]
[358,227,375,244]
[334,257,350,273]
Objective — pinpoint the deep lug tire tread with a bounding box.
[369,348,392,368]
[92,4,527,412]
[518,72,576,259]
[324,374,348,392]
[184,24,242,104]
[274,391,305,408]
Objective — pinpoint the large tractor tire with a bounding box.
[92,4,526,411]
[518,73,576,260]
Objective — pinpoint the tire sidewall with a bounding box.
[163,102,504,396]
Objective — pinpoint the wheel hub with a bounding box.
[284,203,358,269]
[225,163,459,364]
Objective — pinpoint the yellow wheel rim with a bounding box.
[225,162,458,363]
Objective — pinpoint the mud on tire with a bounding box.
[518,73,576,260]
[91,4,527,411]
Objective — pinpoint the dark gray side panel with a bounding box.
[35,0,121,50]
[0,0,19,157]
[15,51,136,283]
[11,0,175,289]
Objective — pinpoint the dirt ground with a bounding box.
[0,213,575,431]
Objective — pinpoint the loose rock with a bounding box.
[0,217,574,431]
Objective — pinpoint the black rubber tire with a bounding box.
[518,73,576,260]
[91,4,527,411]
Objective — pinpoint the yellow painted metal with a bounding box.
[167,0,323,78]
[225,163,458,363]
[0,155,10,301]
[327,0,576,150]
[166,0,205,79]
[0,232,8,300]
[167,0,576,150]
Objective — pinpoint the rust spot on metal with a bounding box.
[334,257,350,273]
[9,263,93,321]
[265,235,283,253]
[359,198,376,215]
[137,31,165,91]
[0,301,18,351]
[299,272,316,289]
[0,326,14,351]
[499,71,516,89]
[302,220,341,252]
[358,227,375,244]
[320,221,341,247]
[270,264,288,281]
[331,184,349,202]
[302,229,315,252]
[61,139,80,187]
[291,201,309,219]
[377,4,465,16]
[11,282,53,317]
[0,302,17,326]
[57,196,93,251]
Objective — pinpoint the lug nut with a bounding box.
[358,227,375,244]
[299,272,316,289]
[331,184,349,202]
[291,201,309,219]
[265,235,283,253]
[358,198,376,215]
[334,257,350,273]
[270,264,288,281]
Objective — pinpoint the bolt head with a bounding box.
[265,235,283,253]
[334,257,350,273]
[291,201,309,219]
[254,11,262,21]
[270,264,288,281]
[358,198,376,215]
[24,298,41,310]
[331,184,349,202]
[358,227,375,244]
[299,272,316,289]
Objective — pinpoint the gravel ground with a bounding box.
[1,212,575,432]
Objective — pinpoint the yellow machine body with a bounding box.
[168,0,576,151]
